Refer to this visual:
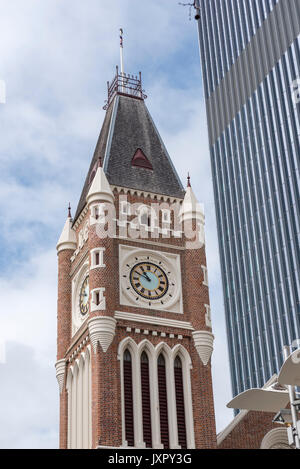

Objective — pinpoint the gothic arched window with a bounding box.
[174,356,187,449]
[140,352,152,447]
[157,353,169,449]
[123,349,134,446]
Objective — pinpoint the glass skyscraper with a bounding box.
[195,0,300,397]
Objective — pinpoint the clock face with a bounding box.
[130,262,169,300]
[79,276,89,315]
[121,251,178,308]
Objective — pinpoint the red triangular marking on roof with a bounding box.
[131,148,153,170]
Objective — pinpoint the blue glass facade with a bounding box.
[196,0,300,397]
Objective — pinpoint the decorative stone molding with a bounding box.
[204,304,212,328]
[55,359,67,394]
[112,185,183,203]
[260,428,290,449]
[192,330,214,365]
[67,336,89,363]
[114,311,194,330]
[88,316,117,353]
[201,265,209,286]
[73,206,88,230]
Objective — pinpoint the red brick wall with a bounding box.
[57,247,74,448]
[57,189,217,449]
[218,410,279,449]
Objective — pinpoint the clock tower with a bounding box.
[55,68,217,449]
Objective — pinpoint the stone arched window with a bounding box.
[118,338,195,449]
[66,347,92,449]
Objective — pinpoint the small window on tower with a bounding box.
[121,201,131,216]
[201,265,209,286]
[141,212,151,227]
[91,248,105,269]
[162,209,171,224]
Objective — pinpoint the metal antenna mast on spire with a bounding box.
[119,28,124,92]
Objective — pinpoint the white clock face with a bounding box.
[121,252,177,308]
[79,275,89,315]
[72,262,90,336]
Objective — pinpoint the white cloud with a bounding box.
[0,0,232,446]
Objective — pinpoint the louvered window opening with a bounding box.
[123,349,134,446]
[157,354,169,449]
[174,356,187,449]
[141,352,152,447]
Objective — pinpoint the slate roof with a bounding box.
[73,94,185,223]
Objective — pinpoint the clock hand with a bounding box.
[141,272,151,282]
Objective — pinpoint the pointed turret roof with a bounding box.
[73,71,185,223]
[86,163,114,205]
[57,206,77,253]
[179,175,204,222]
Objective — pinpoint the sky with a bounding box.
[0,0,233,448]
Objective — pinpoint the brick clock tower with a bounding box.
[55,68,217,449]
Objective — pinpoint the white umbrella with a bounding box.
[227,384,289,412]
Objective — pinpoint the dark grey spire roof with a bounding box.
[73,94,185,223]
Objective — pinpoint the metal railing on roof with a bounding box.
[103,66,147,110]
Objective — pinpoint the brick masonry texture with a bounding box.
[57,191,218,449]
[218,411,280,449]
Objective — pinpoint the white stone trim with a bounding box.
[73,206,88,230]
[192,330,214,365]
[72,261,90,336]
[57,241,77,253]
[88,316,116,353]
[117,338,195,449]
[260,428,290,449]
[66,348,92,449]
[115,235,186,251]
[201,265,209,286]
[55,359,66,394]
[91,287,106,312]
[204,304,212,328]
[112,185,183,203]
[90,247,106,269]
[119,245,183,314]
[114,311,194,330]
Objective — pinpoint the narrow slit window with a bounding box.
[157,354,169,449]
[123,350,134,446]
[174,356,187,449]
[140,352,152,448]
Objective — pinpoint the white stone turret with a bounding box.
[179,176,205,224]
[56,206,77,253]
[86,162,114,206]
